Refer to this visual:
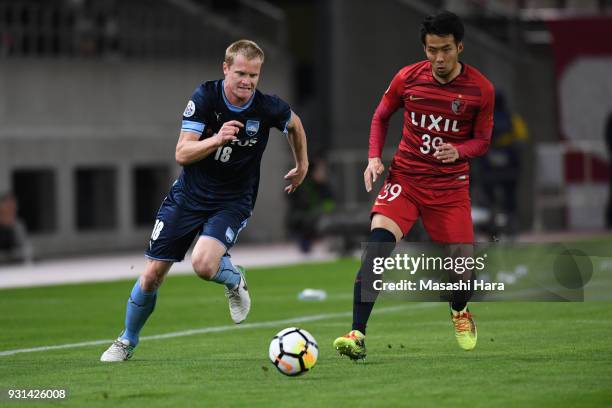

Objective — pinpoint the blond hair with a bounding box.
[224,39,265,66]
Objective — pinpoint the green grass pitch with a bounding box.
[1,259,611,407]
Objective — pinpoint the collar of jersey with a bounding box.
[221,80,255,112]
[430,62,465,86]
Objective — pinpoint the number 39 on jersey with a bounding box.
[377,183,402,202]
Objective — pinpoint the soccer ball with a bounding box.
[269,327,318,376]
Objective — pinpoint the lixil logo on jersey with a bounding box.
[410,112,460,133]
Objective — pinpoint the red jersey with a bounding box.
[369,61,495,189]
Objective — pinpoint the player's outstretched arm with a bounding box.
[284,111,309,194]
[363,157,385,192]
[175,120,243,165]
[365,71,403,193]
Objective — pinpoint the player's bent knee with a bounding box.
[192,256,221,280]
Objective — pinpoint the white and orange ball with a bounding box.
[268,327,318,376]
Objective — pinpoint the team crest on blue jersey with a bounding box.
[225,227,235,243]
[245,120,260,137]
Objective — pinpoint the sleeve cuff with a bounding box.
[181,120,205,135]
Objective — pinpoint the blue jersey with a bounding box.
[173,80,291,212]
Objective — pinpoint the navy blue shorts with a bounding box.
[145,196,249,262]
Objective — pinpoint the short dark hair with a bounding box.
[420,11,464,45]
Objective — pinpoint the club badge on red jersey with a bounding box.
[451,98,466,115]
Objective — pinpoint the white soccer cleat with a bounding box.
[225,267,251,324]
[100,337,134,362]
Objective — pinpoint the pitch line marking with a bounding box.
[0,303,438,357]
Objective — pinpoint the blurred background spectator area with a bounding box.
[0,0,611,258]
[0,192,33,264]
[0,0,286,58]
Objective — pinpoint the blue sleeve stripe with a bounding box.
[181,120,205,133]
[182,120,205,128]
[181,120,206,135]
[182,127,203,134]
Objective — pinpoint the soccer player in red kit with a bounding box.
[334,10,494,359]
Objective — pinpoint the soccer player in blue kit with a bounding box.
[101,39,309,362]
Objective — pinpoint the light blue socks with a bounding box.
[121,279,157,346]
[210,256,241,290]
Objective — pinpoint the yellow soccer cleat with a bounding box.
[333,330,366,360]
[451,307,477,351]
